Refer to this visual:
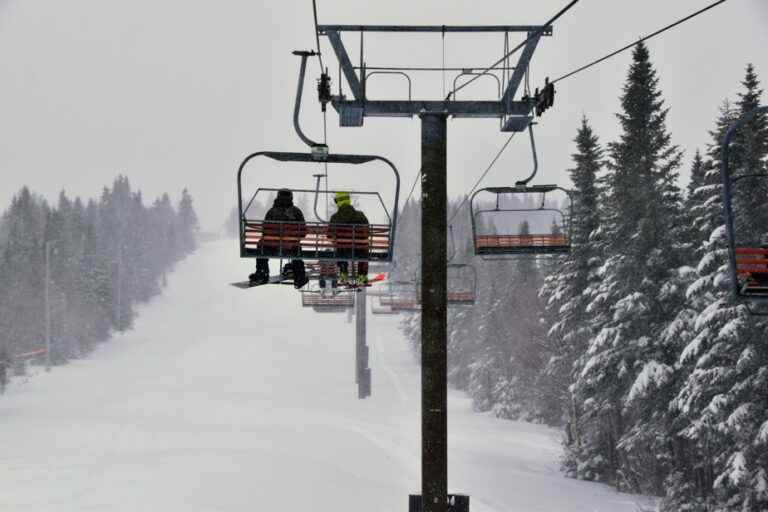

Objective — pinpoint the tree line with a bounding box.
[0,176,198,390]
[395,44,768,511]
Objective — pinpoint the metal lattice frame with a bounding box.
[318,25,551,132]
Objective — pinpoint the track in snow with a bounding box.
[0,241,655,512]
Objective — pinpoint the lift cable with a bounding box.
[447,0,581,100]
[311,0,325,73]
[447,0,727,222]
[404,166,423,207]
[551,0,728,85]
[448,132,517,225]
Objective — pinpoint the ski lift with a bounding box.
[445,226,478,305]
[236,51,401,276]
[378,279,420,311]
[239,155,400,263]
[300,284,355,313]
[721,106,768,307]
[371,296,400,315]
[469,124,572,257]
[447,263,477,305]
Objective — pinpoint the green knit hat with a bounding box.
[334,191,351,206]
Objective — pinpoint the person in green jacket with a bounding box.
[328,191,369,285]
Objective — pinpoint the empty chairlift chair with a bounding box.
[447,263,478,305]
[380,280,420,311]
[371,296,400,315]
[721,106,768,306]
[470,184,572,257]
[301,288,355,313]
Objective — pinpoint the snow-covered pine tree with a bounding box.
[0,188,48,358]
[670,64,768,511]
[538,117,604,459]
[660,100,739,511]
[571,42,685,494]
[177,188,200,256]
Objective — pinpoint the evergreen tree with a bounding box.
[0,180,198,387]
[668,64,768,511]
[572,42,685,493]
[539,117,604,452]
[177,188,199,255]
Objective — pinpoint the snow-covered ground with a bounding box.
[1,241,655,512]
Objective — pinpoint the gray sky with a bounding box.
[1,0,766,230]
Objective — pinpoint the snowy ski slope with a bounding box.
[1,241,655,511]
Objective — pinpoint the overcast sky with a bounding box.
[1,0,766,230]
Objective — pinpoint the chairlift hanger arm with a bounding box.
[292,51,324,149]
[515,123,538,186]
[313,174,328,223]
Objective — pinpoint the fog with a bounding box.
[1,0,765,228]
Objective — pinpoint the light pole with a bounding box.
[44,241,54,372]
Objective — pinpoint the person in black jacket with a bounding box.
[250,189,309,289]
[328,191,369,285]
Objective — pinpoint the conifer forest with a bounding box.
[0,178,199,383]
[395,47,768,510]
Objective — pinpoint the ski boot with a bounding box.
[293,273,309,290]
[248,271,269,286]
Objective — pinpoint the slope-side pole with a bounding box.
[357,288,370,398]
[355,288,363,384]
[45,241,52,372]
[420,113,448,512]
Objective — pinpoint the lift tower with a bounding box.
[318,24,550,512]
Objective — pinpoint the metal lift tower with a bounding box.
[318,23,550,512]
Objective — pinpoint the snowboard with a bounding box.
[230,275,291,289]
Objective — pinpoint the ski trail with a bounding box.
[0,241,655,512]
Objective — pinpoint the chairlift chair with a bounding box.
[447,263,478,305]
[239,154,400,263]
[721,106,768,307]
[236,52,401,284]
[444,226,478,305]
[371,296,400,315]
[300,286,355,312]
[378,279,420,311]
[469,124,571,257]
[470,184,572,257]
